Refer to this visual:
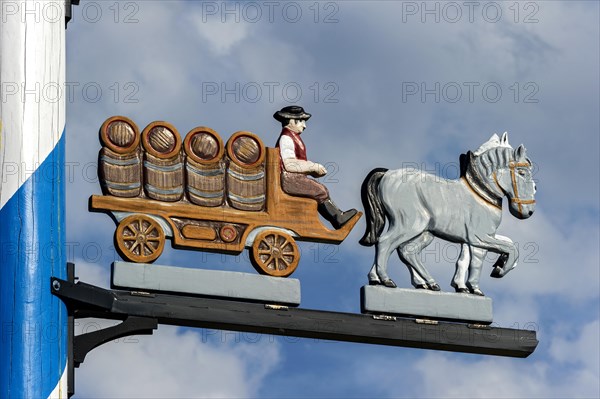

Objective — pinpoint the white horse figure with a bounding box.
[360,133,536,294]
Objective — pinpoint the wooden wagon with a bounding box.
[90,116,362,277]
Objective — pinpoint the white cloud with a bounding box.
[413,319,600,399]
[189,10,252,56]
[76,324,281,398]
[550,320,600,377]
[487,207,599,303]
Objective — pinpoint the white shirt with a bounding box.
[278,135,297,161]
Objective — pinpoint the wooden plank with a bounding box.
[112,262,301,306]
[362,285,493,324]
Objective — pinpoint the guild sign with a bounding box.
[51,107,538,397]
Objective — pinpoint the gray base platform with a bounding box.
[361,285,493,324]
[112,262,300,306]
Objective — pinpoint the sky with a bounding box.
[57,1,600,397]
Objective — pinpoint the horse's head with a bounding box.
[495,144,536,219]
[468,133,536,218]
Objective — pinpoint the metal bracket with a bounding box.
[73,316,157,367]
[65,0,80,27]
[53,263,158,397]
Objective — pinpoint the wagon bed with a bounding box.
[91,148,362,277]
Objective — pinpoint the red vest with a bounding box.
[276,128,307,170]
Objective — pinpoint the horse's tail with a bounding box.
[359,168,389,247]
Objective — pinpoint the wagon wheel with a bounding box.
[115,215,165,263]
[251,230,300,277]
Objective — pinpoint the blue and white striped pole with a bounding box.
[1,1,67,397]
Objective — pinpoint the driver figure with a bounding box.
[274,106,357,229]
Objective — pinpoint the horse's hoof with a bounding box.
[493,253,509,268]
[470,288,485,296]
[382,279,397,288]
[428,283,441,291]
[368,279,381,286]
[416,284,427,290]
[490,267,503,278]
[456,287,469,294]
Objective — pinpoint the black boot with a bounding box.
[318,199,358,229]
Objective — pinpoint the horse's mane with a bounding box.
[468,133,521,177]
[460,135,513,178]
[476,146,516,176]
[462,133,530,179]
[473,133,511,156]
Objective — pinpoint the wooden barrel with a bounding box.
[183,127,225,207]
[141,121,184,202]
[98,116,142,197]
[226,131,266,211]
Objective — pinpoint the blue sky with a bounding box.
[62,1,598,397]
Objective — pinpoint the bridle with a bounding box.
[464,154,536,214]
[498,161,536,215]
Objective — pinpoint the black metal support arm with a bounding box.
[52,263,537,397]
[73,316,157,367]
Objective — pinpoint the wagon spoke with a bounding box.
[274,257,280,270]
[279,238,290,251]
[130,241,140,253]
[123,236,137,241]
[146,237,161,242]
[258,250,272,255]
[143,243,155,254]
[265,255,275,267]
[145,225,157,235]
[280,258,290,268]
[138,219,143,234]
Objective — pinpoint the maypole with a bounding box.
[1,0,69,397]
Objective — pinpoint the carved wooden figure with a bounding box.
[360,133,536,294]
[92,116,362,277]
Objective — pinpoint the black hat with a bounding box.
[273,106,311,123]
